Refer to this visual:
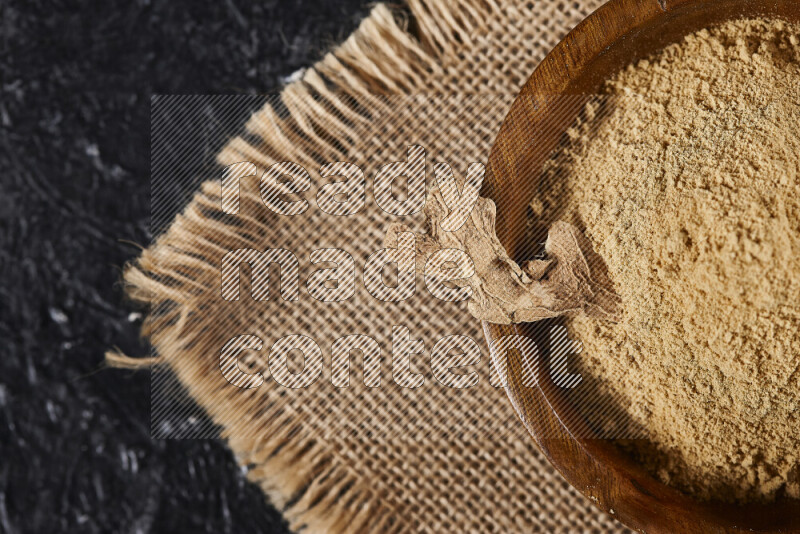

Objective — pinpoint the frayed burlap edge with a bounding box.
[109,1,516,532]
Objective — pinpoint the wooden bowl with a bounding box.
[481,0,800,532]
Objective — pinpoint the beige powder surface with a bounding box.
[536,18,800,502]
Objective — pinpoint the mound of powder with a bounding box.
[535,18,800,502]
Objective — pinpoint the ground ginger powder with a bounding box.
[536,18,800,502]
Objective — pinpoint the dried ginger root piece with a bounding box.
[386,186,621,324]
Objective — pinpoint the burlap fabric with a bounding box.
[117,0,633,531]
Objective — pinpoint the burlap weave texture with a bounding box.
[120,0,633,531]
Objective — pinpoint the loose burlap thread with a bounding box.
[115,0,633,531]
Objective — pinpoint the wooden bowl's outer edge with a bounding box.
[482,0,800,532]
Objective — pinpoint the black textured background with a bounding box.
[1,1,372,532]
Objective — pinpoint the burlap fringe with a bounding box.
[114,1,502,531]
[105,350,160,369]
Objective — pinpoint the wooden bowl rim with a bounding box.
[482,0,800,532]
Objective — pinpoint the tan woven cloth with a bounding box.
[120,0,633,531]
